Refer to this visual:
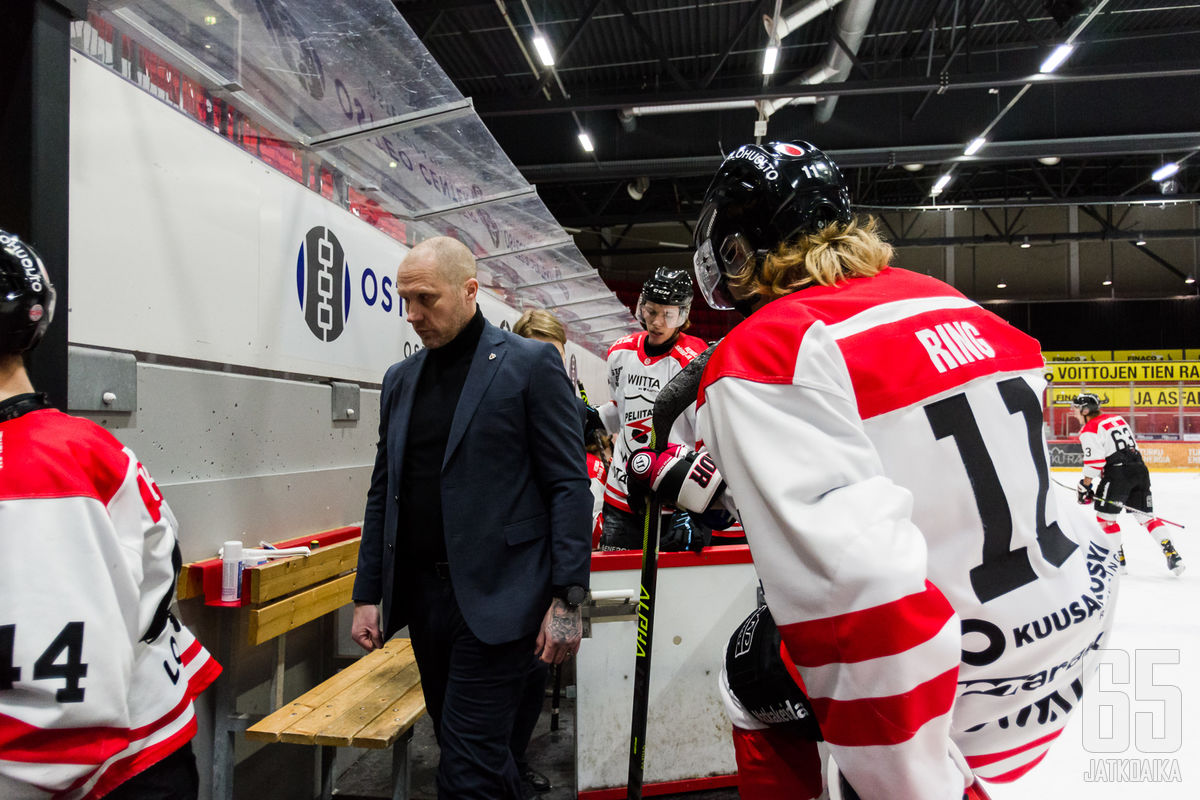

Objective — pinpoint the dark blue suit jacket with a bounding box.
[353,318,592,644]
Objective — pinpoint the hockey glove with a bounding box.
[1077,479,1095,505]
[659,510,712,553]
[627,445,726,516]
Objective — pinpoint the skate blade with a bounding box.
[1170,562,1186,577]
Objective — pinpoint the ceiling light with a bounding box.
[1020,237,1031,249]
[964,137,986,156]
[988,87,1000,95]
[931,174,952,195]
[1135,236,1147,246]
[762,45,779,76]
[577,132,594,152]
[388,160,398,168]
[902,163,924,172]
[997,281,1007,289]
[532,35,555,67]
[1039,44,1074,74]
[1186,276,1196,284]
[1102,278,1113,286]
[204,14,218,25]
[1152,162,1180,182]
[1037,156,1061,165]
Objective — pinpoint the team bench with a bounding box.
[178,527,425,800]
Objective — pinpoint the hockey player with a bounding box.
[633,142,1119,798]
[597,267,707,551]
[0,231,220,799]
[1071,392,1184,575]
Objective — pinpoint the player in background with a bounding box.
[1071,392,1184,575]
[633,142,1118,798]
[597,267,708,551]
[0,231,220,799]
[585,429,611,549]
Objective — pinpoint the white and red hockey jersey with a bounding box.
[1078,413,1142,479]
[598,330,707,513]
[0,403,220,800]
[697,268,1117,798]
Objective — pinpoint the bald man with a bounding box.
[351,237,592,799]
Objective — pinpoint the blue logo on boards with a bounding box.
[296,226,351,342]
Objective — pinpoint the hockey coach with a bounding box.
[632,142,1119,799]
[350,236,592,799]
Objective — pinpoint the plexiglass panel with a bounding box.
[99,0,462,138]
[84,0,635,354]
[323,114,531,215]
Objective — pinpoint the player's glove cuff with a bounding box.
[628,446,725,515]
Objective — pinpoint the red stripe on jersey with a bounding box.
[606,333,642,358]
[779,581,955,667]
[0,712,130,765]
[78,717,198,800]
[700,268,959,406]
[965,728,1063,769]
[809,666,958,747]
[839,305,1043,418]
[0,410,128,504]
[697,267,1043,417]
[608,331,706,368]
[181,638,203,666]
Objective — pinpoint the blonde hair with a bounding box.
[728,216,893,304]
[514,308,567,345]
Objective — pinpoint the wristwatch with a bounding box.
[554,584,587,609]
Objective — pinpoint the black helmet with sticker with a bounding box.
[636,267,693,327]
[0,230,56,354]
[693,141,852,311]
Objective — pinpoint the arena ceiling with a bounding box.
[391,0,1200,304]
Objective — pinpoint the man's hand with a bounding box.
[535,598,582,665]
[1077,478,1095,505]
[351,602,384,652]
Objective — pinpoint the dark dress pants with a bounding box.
[405,569,534,799]
[510,656,550,771]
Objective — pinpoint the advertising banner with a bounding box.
[1047,440,1200,470]
[1042,350,1113,362]
[1112,349,1186,361]
[1046,362,1200,383]
[1048,387,1200,407]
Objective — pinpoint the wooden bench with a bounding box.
[247,638,425,800]
[178,528,424,800]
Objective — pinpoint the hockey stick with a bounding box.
[1051,477,1186,529]
[627,343,718,799]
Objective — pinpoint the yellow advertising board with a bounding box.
[1042,350,1112,363]
[1188,350,1200,361]
[1046,361,1200,383]
[1049,387,1200,407]
[1111,349,1185,361]
[1134,442,1200,471]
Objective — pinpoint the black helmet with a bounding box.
[693,140,852,310]
[1071,392,1101,417]
[0,230,56,354]
[636,267,693,327]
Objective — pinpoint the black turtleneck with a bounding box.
[399,307,486,565]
